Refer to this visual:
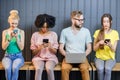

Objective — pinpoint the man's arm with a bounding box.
[85,43,92,56]
[59,43,66,56]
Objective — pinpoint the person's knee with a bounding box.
[80,65,89,71]
[5,67,11,72]
[36,69,43,74]
[105,67,112,73]
[13,62,23,71]
[46,66,54,72]
[97,67,104,73]
[12,65,19,72]
[62,65,71,71]
[4,65,11,70]
[46,68,53,73]
[2,58,12,68]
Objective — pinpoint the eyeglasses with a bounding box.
[11,23,18,25]
[73,18,85,21]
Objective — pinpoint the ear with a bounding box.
[8,19,10,23]
[71,18,75,24]
[111,21,112,24]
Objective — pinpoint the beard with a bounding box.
[74,23,82,29]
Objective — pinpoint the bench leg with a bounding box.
[89,71,92,80]
[92,71,96,80]
[26,70,29,80]
[26,69,30,80]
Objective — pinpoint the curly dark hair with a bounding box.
[35,14,55,28]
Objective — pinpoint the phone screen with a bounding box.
[43,39,49,43]
[104,39,110,43]
[13,29,18,34]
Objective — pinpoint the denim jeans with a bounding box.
[95,58,116,80]
[2,52,24,80]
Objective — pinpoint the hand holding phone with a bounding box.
[13,29,18,34]
[11,29,18,37]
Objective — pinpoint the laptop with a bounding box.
[65,53,86,63]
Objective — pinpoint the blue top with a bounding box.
[59,27,92,53]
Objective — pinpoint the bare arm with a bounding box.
[93,38,105,51]
[86,43,92,56]
[32,44,44,55]
[93,38,100,51]
[106,40,118,52]
[93,37,118,52]
[59,43,66,56]
[48,33,58,54]
[32,43,57,55]
[16,30,25,50]
[2,30,9,50]
[48,43,57,54]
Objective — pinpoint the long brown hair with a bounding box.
[96,13,112,49]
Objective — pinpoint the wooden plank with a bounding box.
[0,62,31,70]
[91,62,120,71]
[28,62,92,71]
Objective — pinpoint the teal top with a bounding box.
[6,32,21,54]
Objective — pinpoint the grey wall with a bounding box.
[0,0,120,62]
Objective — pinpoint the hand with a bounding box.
[105,41,112,47]
[43,43,49,48]
[98,40,105,49]
[98,40,105,45]
[36,44,44,51]
[11,31,18,37]
[47,42,52,48]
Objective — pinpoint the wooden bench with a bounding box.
[28,62,93,80]
[28,62,92,70]
[0,62,31,80]
[91,62,120,80]
[0,62,93,80]
[0,62,31,70]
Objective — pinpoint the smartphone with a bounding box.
[104,39,110,43]
[13,29,18,34]
[43,39,49,43]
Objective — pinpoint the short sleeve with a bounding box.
[93,30,100,39]
[30,33,37,50]
[114,30,119,40]
[52,32,59,49]
[59,29,66,45]
[86,29,92,44]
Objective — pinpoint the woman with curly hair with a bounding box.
[30,14,59,80]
